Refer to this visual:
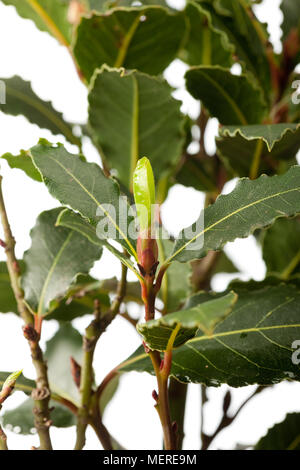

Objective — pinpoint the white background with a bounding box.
[0,0,299,450]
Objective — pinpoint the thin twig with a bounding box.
[0,175,52,450]
[75,264,127,450]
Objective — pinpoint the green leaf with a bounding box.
[121,283,300,387]
[22,208,102,316]
[73,6,185,81]
[174,155,217,193]
[255,413,300,450]
[216,124,300,177]
[45,323,82,402]
[0,262,18,314]
[185,66,266,125]
[167,166,300,264]
[1,0,71,46]
[262,217,300,279]
[56,209,141,278]
[196,0,271,100]
[88,66,185,191]
[181,2,234,67]
[0,76,80,147]
[2,398,75,435]
[220,124,300,152]
[137,291,237,351]
[1,150,42,182]
[281,0,300,39]
[157,236,192,313]
[49,274,111,322]
[99,375,119,416]
[0,372,35,396]
[29,140,138,260]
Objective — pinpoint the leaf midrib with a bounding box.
[120,323,300,370]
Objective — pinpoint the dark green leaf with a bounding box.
[216,124,300,177]
[56,209,141,278]
[281,0,300,39]
[73,6,185,81]
[196,0,271,100]
[22,208,102,316]
[181,2,233,67]
[1,0,71,46]
[262,217,300,279]
[121,283,300,387]
[0,262,18,314]
[175,155,217,193]
[255,413,300,450]
[30,140,138,260]
[88,66,185,189]
[2,398,75,434]
[0,76,80,147]
[185,66,266,125]
[137,291,237,351]
[168,166,300,264]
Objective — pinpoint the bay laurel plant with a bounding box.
[0,0,300,451]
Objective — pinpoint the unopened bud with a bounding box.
[152,390,158,402]
[70,357,81,388]
[0,370,22,404]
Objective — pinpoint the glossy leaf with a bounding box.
[73,6,185,81]
[167,166,300,264]
[262,217,300,279]
[56,209,141,278]
[216,124,300,177]
[29,140,138,259]
[137,292,237,351]
[1,0,71,46]
[2,398,75,435]
[196,0,271,100]
[22,208,102,316]
[121,283,300,387]
[255,413,300,450]
[45,323,82,402]
[88,67,184,190]
[185,66,266,125]
[0,76,80,147]
[182,2,233,67]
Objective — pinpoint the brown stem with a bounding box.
[75,264,127,450]
[0,176,52,450]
